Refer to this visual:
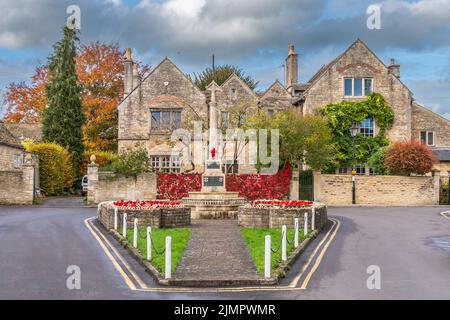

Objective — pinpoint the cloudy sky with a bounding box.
[0,0,449,119]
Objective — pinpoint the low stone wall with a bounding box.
[238,203,327,229]
[313,171,441,205]
[0,162,35,205]
[98,201,190,230]
[87,163,157,204]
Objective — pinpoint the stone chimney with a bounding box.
[388,58,400,78]
[124,48,133,97]
[285,44,298,87]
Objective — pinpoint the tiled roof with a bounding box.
[4,123,42,142]
[0,121,22,149]
[432,148,450,162]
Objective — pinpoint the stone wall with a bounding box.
[98,201,191,230]
[0,162,35,205]
[313,171,441,205]
[87,163,157,205]
[238,203,327,229]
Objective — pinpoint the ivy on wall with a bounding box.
[318,93,394,170]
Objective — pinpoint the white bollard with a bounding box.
[294,218,299,248]
[133,218,138,248]
[165,236,172,279]
[122,213,127,238]
[304,212,308,236]
[146,226,152,261]
[114,207,118,230]
[282,225,287,261]
[312,207,316,231]
[264,235,271,279]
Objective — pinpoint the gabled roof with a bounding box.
[220,73,257,98]
[260,80,290,100]
[4,123,42,142]
[119,56,203,106]
[413,102,450,123]
[0,121,22,149]
[304,38,412,95]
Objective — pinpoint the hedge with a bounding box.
[23,141,66,195]
[82,150,118,174]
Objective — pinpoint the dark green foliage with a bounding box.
[42,26,85,185]
[109,148,150,176]
[189,64,258,91]
[319,93,394,170]
[367,147,389,175]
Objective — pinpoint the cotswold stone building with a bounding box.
[118,38,450,175]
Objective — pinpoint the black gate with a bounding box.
[299,170,314,201]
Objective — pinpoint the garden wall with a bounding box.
[313,171,441,205]
[87,163,157,205]
[98,201,190,230]
[238,203,327,229]
[0,160,36,205]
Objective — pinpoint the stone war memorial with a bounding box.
[94,48,330,286]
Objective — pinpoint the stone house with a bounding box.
[0,121,37,204]
[0,121,24,171]
[118,38,450,175]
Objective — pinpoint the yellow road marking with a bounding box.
[299,218,340,289]
[288,218,337,288]
[87,218,148,289]
[84,217,136,290]
[85,216,340,293]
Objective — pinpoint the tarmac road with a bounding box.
[0,204,449,299]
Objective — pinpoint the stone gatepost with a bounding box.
[22,153,36,205]
[313,170,322,203]
[87,155,99,205]
[289,169,299,200]
[432,169,440,205]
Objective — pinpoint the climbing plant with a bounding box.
[318,93,394,171]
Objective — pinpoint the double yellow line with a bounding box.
[84,216,340,293]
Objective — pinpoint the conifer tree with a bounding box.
[42,26,84,185]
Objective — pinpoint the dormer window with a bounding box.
[344,78,373,97]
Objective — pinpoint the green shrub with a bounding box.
[367,147,389,175]
[23,141,65,195]
[82,150,118,174]
[109,148,150,176]
[440,181,449,205]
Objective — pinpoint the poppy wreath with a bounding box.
[250,200,313,208]
[225,164,291,201]
[113,199,183,210]
[157,172,202,200]
[156,164,292,201]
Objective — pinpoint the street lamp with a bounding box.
[349,123,359,205]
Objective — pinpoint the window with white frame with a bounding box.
[344,78,373,97]
[355,163,366,175]
[150,155,180,173]
[359,118,375,137]
[420,130,435,146]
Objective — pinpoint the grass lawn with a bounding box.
[126,227,191,273]
[241,227,311,274]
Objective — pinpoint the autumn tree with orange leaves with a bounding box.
[3,43,150,151]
